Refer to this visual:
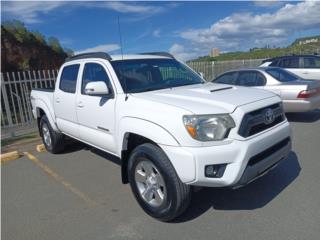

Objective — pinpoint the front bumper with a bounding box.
[161,120,291,187]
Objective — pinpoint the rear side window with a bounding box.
[214,72,238,85]
[59,64,80,93]
[237,71,266,86]
[279,57,299,68]
[81,63,112,94]
[303,57,320,69]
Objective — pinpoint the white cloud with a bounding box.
[101,2,164,14]
[169,44,199,62]
[2,1,66,23]
[2,1,171,24]
[175,1,320,59]
[75,44,120,55]
[152,29,161,37]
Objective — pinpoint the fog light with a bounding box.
[205,164,226,178]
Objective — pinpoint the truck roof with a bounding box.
[110,54,171,61]
[65,51,174,63]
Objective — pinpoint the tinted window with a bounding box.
[303,57,320,69]
[59,64,80,93]
[82,63,112,94]
[266,68,298,82]
[111,59,203,93]
[279,57,299,68]
[237,71,266,86]
[213,72,237,85]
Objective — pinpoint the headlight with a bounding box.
[183,114,235,141]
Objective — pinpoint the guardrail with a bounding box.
[1,70,58,139]
[187,58,265,80]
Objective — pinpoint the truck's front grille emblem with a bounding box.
[238,103,285,138]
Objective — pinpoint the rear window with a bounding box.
[59,64,80,93]
[266,68,298,82]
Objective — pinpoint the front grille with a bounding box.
[248,137,290,166]
[238,103,285,138]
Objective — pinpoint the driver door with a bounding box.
[76,62,117,154]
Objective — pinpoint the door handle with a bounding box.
[77,102,84,108]
[55,98,60,103]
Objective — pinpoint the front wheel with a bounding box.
[128,143,191,222]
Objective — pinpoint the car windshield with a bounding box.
[111,58,204,93]
[265,68,298,82]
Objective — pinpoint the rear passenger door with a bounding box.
[278,57,302,77]
[301,56,320,80]
[213,72,238,85]
[54,64,80,138]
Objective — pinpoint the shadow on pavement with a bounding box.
[174,151,300,223]
[286,109,320,123]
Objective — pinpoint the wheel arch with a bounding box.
[118,117,180,184]
[34,99,59,132]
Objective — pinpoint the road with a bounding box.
[2,110,320,240]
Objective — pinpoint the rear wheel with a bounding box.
[128,143,191,222]
[40,115,65,154]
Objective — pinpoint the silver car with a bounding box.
[212,67,320,112]
[260,55,320,80]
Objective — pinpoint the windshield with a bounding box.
[111,59,204,93]
[265,68,298,82]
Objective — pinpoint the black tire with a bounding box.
[39,115,65,154]
[128,143,191,222]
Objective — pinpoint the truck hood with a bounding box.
[133,82,276,114]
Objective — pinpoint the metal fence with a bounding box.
[187,58,265,80]
[1,70,58,139]
[0,59,264,139]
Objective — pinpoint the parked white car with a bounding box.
[260,55,320,80]
[212,67,320,112]
[31,52,291,221]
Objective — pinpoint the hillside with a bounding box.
[192,36,320,62]
[1,20,73,72]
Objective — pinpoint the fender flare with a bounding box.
[117,117,179,156]
[34,99,59,132]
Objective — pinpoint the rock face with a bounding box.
[1,21,70,72]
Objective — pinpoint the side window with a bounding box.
[280,57,299,68]
[59,64,80,93]
[214,72,237,85]
[256,72,266,86]
[81,63,112,95]
[303,57,320,69]
[237,71,265,87]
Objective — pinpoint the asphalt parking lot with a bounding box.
[2,110,320,240]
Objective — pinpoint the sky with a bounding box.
[1,0,320,61]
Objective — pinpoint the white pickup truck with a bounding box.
[31,52,292,221]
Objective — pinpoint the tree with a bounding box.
[47,36,63,53]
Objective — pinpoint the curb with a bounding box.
[36,144,46,153]
[0,151,22,164]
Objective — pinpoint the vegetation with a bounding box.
[1,20,74,72]
[191,36,320,62]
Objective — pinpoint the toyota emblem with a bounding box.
[264,108,275,125]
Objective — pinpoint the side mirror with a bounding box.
[85,81,110,96]
[198,72,204,78]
